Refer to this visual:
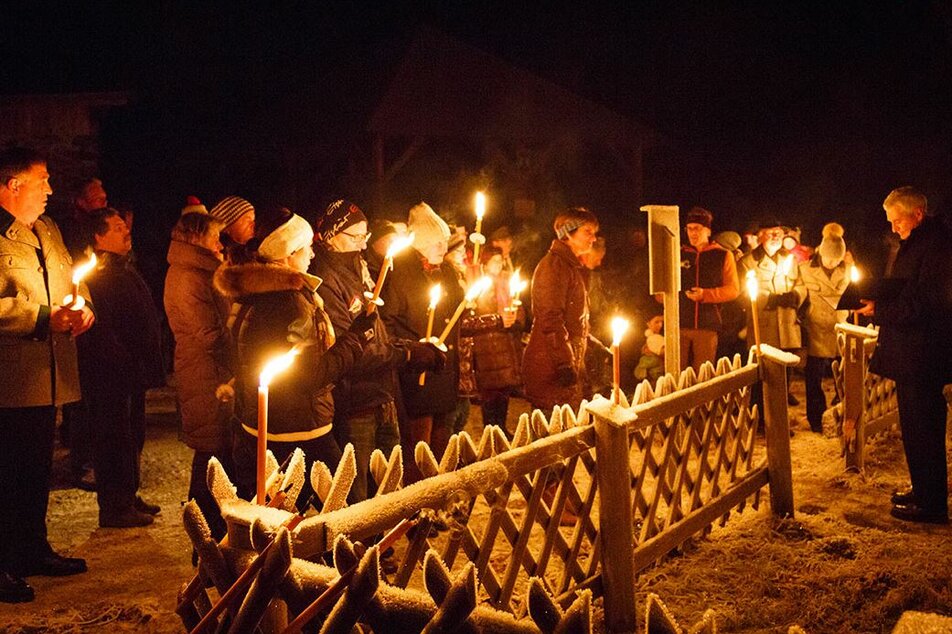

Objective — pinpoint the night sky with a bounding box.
[3,2,951,253]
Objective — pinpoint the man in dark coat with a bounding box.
[79,208,165,528]
[0,148,94,603]
[311,199,444,501]
[858,186,952,524]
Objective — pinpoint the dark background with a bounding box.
[2,1,951,270]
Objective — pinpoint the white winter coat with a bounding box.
[798,257,849,358]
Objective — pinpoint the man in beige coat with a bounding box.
[0,148,95,603]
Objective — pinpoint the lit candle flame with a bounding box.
[466,276,493,302]
[386,232,415,260]
[72,253,97,285]
[428,283,442,309]
[260,346,301,388]
[850,264,860,283]
[474,191,486,222]
[611,316,629,347]
[780,255,793,277]
[746,269,758,301]
[509,269,526,298]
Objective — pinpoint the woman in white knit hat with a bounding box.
[214,209,376,506]
[380,202,465,483]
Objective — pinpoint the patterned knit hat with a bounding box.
[209,196,254,228]
[315,199,367,243]
[408,202,450,250]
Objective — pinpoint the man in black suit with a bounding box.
[857,186,952,524]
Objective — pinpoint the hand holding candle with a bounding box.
[436,276,492,346]
[257,346,301,504]
[418,284,443,386]
[610,316,629,405]
[746,269,763,357]
[507,269,527,311]
[63,253,97,309]
[366,232,415,314]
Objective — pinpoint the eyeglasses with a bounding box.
[340,230,371,242]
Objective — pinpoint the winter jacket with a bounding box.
[798,256,849,359]
[737,246,806,350]
[678,242,740,330]
[0,211,86,407]
[380,249,464,417]
[78,250,165,394]
[310,246,403,417]
[522,239,590,411]
[164,239,234,452]
[869,216,952,383]
[214,262,363,441]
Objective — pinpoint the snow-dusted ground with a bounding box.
[0,375,949,633]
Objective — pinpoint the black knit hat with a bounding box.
[315,199,367,242]
[684,206,713,228]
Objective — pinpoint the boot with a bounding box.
[99,508,154,528]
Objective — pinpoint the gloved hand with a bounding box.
[765,293,779,310]
[775,291,799,309]
[405,341,447,373]
[348,311,377,345]
[555,364,577,387]
[215,382,235,403]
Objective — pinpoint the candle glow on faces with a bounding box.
[367,232,415,314]
[746,269,763,357]
[610,316,629,405]
[256,346,301,504]
[64,253,97,308]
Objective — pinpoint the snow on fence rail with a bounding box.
[177,345,799,633]
[831,323,899,472]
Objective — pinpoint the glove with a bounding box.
[776,291,799,309]
[215,382,235,403]
[764,293,779,310]
[555,365,577,387]
[405,341,447,373]
[348,311,377,345]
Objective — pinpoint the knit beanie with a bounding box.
[258,213,313,261]
[685,206,713,228]
[713,230,742,252]
[209,196,254,228]
[181,195,207,215]
[315,199,367,243]
[368,218,397,246]
[817,222,846,262]
[407,202,450,250]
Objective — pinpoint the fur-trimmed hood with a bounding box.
[214,262,322,299]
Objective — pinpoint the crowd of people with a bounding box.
[1,145,949,605]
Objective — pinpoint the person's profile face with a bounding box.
[95,214,132,255]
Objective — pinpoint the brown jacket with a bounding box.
[522,239,590,411]
[0,211,87,407]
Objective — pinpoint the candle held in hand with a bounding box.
[366,232,415,314]
[65,253,97,308]
[610,316,629,405]
[746,269,763,357]
[257,346,301,504]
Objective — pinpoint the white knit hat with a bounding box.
[407,202,450,250]
[258,214,313,261]
[817,222,846,262]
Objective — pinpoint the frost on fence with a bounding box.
[180,351,771,632]
[831,325,898,443]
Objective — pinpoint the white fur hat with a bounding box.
[407,202,450,251]
[258,214,313,261]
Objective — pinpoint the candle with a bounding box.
[779,255,794,293]
[436,276,492,345]
[64,253,97,309]
[257,346,301,504]
[610,316,629,405]
[366,232,415,314]
[746,269,763,358]
[472,191,487,264]
[418,284,443,386]
[508,269,527,311]
[850,265,860,325]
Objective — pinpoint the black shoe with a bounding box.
[0,571,33,603]
[890,502,949,525]
[891,487,916,507]
[14,552,87,577]
[134,496,161,515]
[99,508,155,528]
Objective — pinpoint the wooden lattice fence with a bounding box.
[831,323,899,472]
[177,345,799,633]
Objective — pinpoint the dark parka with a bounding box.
[380,249,464,417]
[310,246,406,417]
[869,216,952,383]
[522,239,590,411]
[78,251,165,394]
[0,212,87,406]
[164,239,234,452]
[214,262,363,440]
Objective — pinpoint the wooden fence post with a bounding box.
[590,399,638,634]
[841,329,867,472]
[759,348,797,518]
